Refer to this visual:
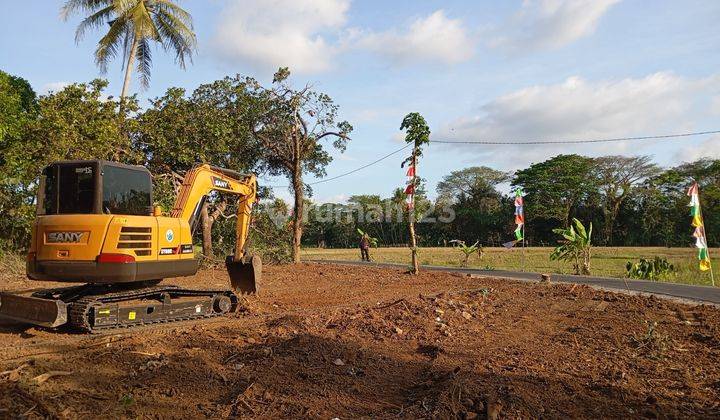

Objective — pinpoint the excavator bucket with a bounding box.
[226,254,261,294]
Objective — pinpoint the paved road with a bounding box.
[309,259,720,305]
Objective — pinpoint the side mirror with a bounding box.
[153,205,163,217]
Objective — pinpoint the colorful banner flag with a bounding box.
[405,164,415,210]
[514,188,524,241]
[688,182,711,271]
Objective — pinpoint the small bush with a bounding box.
[631,320,670,359]
[626,257,675,281]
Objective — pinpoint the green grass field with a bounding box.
[302,246,719,286]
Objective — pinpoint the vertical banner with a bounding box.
[405,164,415,209]
[688,182,714,285]
[515,187,526,271]
[514,188,524,241]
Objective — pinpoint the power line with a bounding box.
[430,129,720,145]
[263,129,720,189]
[265,143,412,188]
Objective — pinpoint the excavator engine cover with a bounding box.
[226,254,261,294]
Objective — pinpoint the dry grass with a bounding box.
[302,246,719,286]
[0,252,25,284]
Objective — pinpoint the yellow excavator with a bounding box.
[0,160,261,332]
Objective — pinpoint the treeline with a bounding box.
[2,68,718,257]
[0,68,352,260]
[301,156,720,249]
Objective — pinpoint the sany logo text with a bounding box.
[47,232,84,243]
[212,177,231,190]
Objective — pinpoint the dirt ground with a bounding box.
[1,263,719,419]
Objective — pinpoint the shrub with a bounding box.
[626,257,675,281]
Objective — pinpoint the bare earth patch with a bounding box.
[1,263,719,418]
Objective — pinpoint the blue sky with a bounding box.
[2,0,720,203]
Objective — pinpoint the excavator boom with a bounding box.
[171,164,260,293]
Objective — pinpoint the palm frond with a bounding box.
[135,37,153,89]
[61,0,111,21]
[129,0,160,40]
[154,12,195,67]
[153,0,193,27]
[94,15,129,73]
[74,5,115,42]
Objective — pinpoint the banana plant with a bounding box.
[450,239,480,267]
[550,218,592,275]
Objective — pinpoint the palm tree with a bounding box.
[62,0,196,101]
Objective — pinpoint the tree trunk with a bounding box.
[120,36,138,103]
[603,200,623,246]
[291,172,304,263]
[201,202,213,258]
[200,200,228,260]
[409,152,419,275]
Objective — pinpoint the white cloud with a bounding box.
[212,2,474,73]
[41,81,70,94]
[353,10,474,64]
[491,0,621,52]
[676,135,720,163]
[436,72,720,169]
[212,0,350,73]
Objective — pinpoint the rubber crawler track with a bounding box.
[67,286,239,333]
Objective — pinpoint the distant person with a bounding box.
[360,234,371,262]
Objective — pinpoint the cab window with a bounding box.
[56,164,95,214]
[102,166,151,215]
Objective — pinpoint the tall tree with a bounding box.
[62,0,196,101]
[1,80,134,249]
[248,68,353,263]
[136,78,260,257]
[512,154,596,241]
[0,71,36,164]
[437,166,510,203]
[436,166,510,246]
[400,112,430,275]
[593,155,659,244]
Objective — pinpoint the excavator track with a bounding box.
[64,286,239,333]
[0,284,234,333]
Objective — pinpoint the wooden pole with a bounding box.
[409,151,419,275]
[521,221,526,272]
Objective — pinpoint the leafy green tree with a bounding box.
[437,166,510,246]
[593,155,659,245]
[247,68,353,263]
[639,158,720,246]
[0,71,36,162]
[62,0,196,100]
[136,78,261,257]
[513,154,597,241]
[1,79,134,250]
[437,166,510,203]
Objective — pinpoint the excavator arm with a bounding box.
[170,164,260,293]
